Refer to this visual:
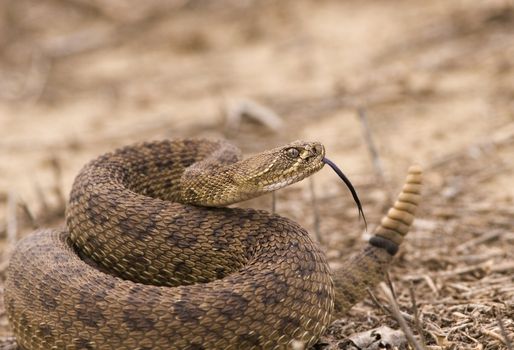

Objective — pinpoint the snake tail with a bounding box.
[332,165,422,318]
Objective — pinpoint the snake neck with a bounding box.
[178,160,283,207]
[178,153,325,207]
[177,163,252,206]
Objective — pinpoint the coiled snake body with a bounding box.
[4,139,422,349]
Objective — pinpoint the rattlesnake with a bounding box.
[3,139,422,349]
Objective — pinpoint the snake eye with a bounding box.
[286,148,300,158]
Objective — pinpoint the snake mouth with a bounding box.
[322,157,367,230]
[302,143,325,163]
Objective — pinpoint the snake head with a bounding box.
[239,140,326,192]
[181,141,326,207]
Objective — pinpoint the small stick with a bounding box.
[380,282,425,350]
[357,108,388,191]
[455,230,501,253]
[18,199,38,229]
[497,314,513,350]
[49,156,66,210]
[34,181,50,214]
[367,288,391,316]
[225,98,284,133]
[309,177,323,244]
[7,191,18,251]
[422,275,439,295]
[409,283,428,348]
[480,327,511,346]
[367,288,415,322]
[24,51,52,104]
[386,272,397,301]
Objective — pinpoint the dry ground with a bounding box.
[0,0,513,348]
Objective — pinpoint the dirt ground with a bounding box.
[0,0,513,349]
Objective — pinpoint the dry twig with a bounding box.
[356,108,391,203]
[225,98,284,133]
[7,191,18,250]
[49,156,66,210]
[309,177,323,244]
[497,315,513,350]
[366,288,415,323]
[380,282,426,350]
[34,182,50,214]
[480,327,511,347]
[455,230,502,253]
[409,284,428,348]
[18,199,38,229]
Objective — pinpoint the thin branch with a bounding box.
[7,191,18,251]
[225,98,284,133]
[367,288,415,323]
[480,327,512,347]
[357,108,390,200]
[455,230,502,253]
[409,283,428,348]
[49,155,66,210]
[18,199,38,229]
[386,272,397,301]
[34,181,50,214]
[380,282,426,350]
[309,177,323,244]
[497,314,513,350]
[367,288,392,317]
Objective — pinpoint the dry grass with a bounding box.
[0,0,513,348]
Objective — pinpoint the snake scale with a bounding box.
[3,139,422,349]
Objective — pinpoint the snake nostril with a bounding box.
[314,144,323,155]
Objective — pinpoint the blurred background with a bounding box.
[0,0,513,348]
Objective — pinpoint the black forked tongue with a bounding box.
[322,157,368,231]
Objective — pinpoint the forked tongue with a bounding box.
[322,157,367,230]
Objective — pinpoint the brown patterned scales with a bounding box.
[3,139,422,349]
